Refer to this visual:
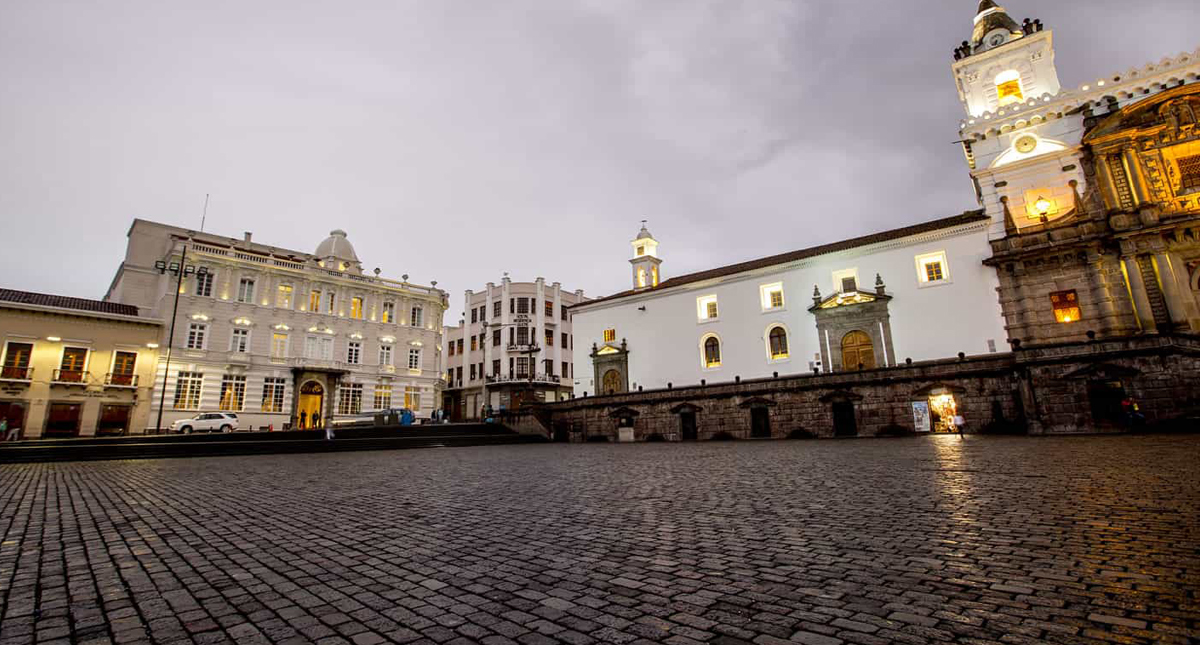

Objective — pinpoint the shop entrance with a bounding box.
[297,381,324,429]
[45,403,82,438]
[0,401,27,440]
[97,404,132,436]
[927,391,959,433]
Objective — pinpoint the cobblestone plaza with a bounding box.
[1,436,1198,645]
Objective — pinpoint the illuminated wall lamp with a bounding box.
[147,342,160,348]
[47,336,62,342]
[1034,196,1052,223]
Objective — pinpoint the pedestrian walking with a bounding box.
[1,418,15,442]
[953,414,965,436]
[324,422,335,441]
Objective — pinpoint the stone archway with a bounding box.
[298,381,324,429]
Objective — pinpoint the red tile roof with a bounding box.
[0,289,141,317]
[573,210,989,309]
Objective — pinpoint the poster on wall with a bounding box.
[912,401,931,433]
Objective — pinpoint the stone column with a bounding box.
[1156,252,1200,331]
[1122,148,1149,207]
[1122,255,1158,333]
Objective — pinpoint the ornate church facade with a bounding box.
[549,1,1200,439]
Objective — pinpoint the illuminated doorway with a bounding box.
[927,391,959,433]
[841,331,875,370]
[298,381,324,429]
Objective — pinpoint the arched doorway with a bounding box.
[841,331,875,370]
[298,381,324,429]
[602,369,623,394]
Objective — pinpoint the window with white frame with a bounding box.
[306,336,333,360]
[767,325,789,360]
[914,251,951,286]
[276,284,293,309]
[832,268,859,293]
[374,383,392,410]
[195,272,214,297]
[701,334,721,368]
[760,283,785,311]
[350,297,364,320]
[219,374,246,411]
[408,348,421,370]
[696,295,719,321]
[173,371,203,409]
[237,278,255,303]
[347,340,362,364]
[230,328,250,353]
[337,383,363,415]
[186,323,207,350]
[271,333,288,359]
[262,377,286,412]
[410,306,424,327]
[379,344,392,366]
[404,386,420,411]
[382,301,395,324]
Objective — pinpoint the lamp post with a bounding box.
[153,245,207,433]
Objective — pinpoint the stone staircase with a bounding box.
[0,423,545,463]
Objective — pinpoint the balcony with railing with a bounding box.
[52,369,89,385]
[105,373,139,388]
[0,366,33,383]
[505,343,541,353]
[487,373,561,386]
[288,357,353,372]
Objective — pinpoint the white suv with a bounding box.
[171,413,239,434]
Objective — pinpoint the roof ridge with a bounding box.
[0,288,141,317]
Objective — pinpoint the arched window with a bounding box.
[768,326,788,359]
[703,336,721,368]
[995,69,1024,107]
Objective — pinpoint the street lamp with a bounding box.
[153,245,207,433]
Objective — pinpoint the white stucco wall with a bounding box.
[571,221,1007,396]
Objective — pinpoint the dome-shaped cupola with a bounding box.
[314,229,362,273]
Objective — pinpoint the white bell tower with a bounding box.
[629,222,662,291]
[950,0,1061,118]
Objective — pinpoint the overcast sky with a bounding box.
[1,0,1196,323]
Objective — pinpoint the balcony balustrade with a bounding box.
[105,373,139,388]
[52,369,89,385]
[0,366,33,382]
[487,373,560,385]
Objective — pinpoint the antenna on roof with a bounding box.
[200,194,210,232]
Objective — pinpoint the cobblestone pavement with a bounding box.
[2,435,1198,645]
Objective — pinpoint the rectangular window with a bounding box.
[603,329,616,343]
[58,347,88,382]
[310,290,321,312]
[544,359,554,376]
[832,268,859,294]
[470,308,478,323]
[195,272,214,297]
[492,359,501,377]
[350,297,363,319]
[326,291,336,314]
[186,323,207,349]
[237,278,255,303]
[374,383,392,410]
[455,366,463,384]
[1051,290,1082,323]
[276,284,293,309]
[379,344,392,366]
[545,300,554,317]
[262,377,286,412]
[841,276,857,292]
[562,361,569,378]
[219,375,246,411]
[494,301,502,318]
[271,333,288,359]
[479,305,487,321]
[173,371,203,409]
[337,383,363,415]
[562,307,568,321]
[760,283,784,310]
[510,298,515,314]
[408,348,422,370]
[404,386,420,411]
[111,351,137,385]
[448,341,455,356]
[516,357,529,377]
[470,336,478,351]
[306,336,333,360]
[697,295,718,321]
[382,301,395,323]
[469,364,477,381]
[493,329,501,346]
[347,341,362,364]
[517,298,529,314]
[1178,154,1200,192]
[230,328,250,353]
[545,329,554,346]
[915,251,950,285]
[2,341,33,379]
[411,306,424,327]
[516,326,529,345]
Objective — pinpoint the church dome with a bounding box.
[635,225,655,241]
[314,229,359,262]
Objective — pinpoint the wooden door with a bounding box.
[841,331,875,370]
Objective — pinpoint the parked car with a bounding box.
[171,413,239,434]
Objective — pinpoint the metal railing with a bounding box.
[487,373,560,385]
[105,373,139,387]
[288,357,354,371]
[52,369,88,384]
[0,366,33,381]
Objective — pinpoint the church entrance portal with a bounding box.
[841,331,875,370]
[298,381,324,429]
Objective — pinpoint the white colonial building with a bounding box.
[440,277,586,420]
[106,220,447,430]
[570,220,1008,396]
